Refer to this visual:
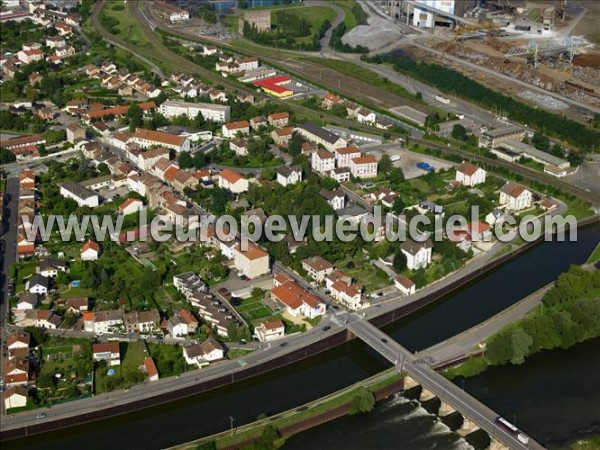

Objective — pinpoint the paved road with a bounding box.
[346,317,544,450]
[0,176,19,415]
[417,283,554,367]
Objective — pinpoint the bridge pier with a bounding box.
[438,401,456,417]
[419,388,436,402]
[403,376,419,390]
[457,417,480,436]
[488,439,510,450]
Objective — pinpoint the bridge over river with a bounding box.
[335,312,545,450]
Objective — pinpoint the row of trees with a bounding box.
[243,13,330,51]
[368,54,600,152]
[486,266,600,366]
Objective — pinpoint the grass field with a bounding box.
[236,296,274,323]
[587,244,600,264]
[100,1,150,47]
[95,341,147,394]
[335,257,389,293]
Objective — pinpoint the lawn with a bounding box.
[335,257,390,293]
[587,244,600,265]
[95,341,148,394]
[10,260,37,294]
[147,342,190,378]
[100,1,150,48]
[236,296,275,324]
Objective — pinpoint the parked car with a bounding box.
[36,413,47,419]
[322,326,331,331]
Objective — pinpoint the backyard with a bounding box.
[94,340,148,394]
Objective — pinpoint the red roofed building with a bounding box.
[234,242,270,278]
[118,198,144,215]
[130,128,190,153]
[92,342,120,365]
[350,155,378,179]
[267,111,289,127]
[218,169,249,193]
[144,357,159,381]
[252,75,293,98]
[222,120,250,138]
[81,240,100,261]
[270,280,325,319]
[256,320,285,342]
[455,162,487,187]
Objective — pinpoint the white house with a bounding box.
[222,121,250,138]
[59,182,99,208]
[349,155,378,179]
[183,338,224,366]
[330,280,364,310]
[234,243,270,278]
[334,146,361,168]
[26,275,49,295]
[158,100,230,123]
[229,139,248,156]
[118,198,144,216]
[81,241,100,261]
[2,386,28,410]
[455,162,487,187]
[256,320,285,342]
[301,256,334,283]
[400,239,433,270]
[270,280,326,319]
[16,293,38,310]
[218,169,249,193]
[394,275,416,296]
[138,147,170,171]
[92,342,121,366]
[320,189,346,211]
[276,165,302,187]
[356,108,376,124]
[130,128,190,153]
[499,182,532,212]
[311,150,335,173]
[297,122,347,152]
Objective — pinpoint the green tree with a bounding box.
[0,148,16,164]
[509,327,534,364]
[393,249,407,272]
[194,111,205,129]
[391,197,405,214]
[451,124,468,141]
[378,153,393,174]
[349,387,375,415]
[127,104,143,131]
[179,151,193,169]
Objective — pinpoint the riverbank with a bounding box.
[569,436,600,450]
[171,369,404,450]
[442,265,600,380]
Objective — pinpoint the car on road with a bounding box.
[280,342,288,347]
[36,413,47,419]
[322,326,331,331]
[239,275,248,281]
[239,339,247,345]
[381,338,388,344]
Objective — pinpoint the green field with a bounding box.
[236,296,274,323]
[587,244,600,265]
[95,341,148,394]
[100,1,150,47]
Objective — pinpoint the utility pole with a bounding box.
[230,416,235,436]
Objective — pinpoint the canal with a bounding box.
[6,225,599,450]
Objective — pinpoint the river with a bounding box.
[6,225,599,449]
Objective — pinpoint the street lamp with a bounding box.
[229,416,235,436]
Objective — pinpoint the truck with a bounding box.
[435,95,450,104]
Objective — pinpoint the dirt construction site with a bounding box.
[406,0,600,121]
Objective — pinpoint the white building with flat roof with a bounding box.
[159,100,230,123]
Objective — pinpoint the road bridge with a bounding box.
[343,314,545,450]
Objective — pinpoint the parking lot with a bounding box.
[368,145,456,179]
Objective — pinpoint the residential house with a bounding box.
[467,221,492,241]
[256,320,285,342]
[168,309,198,336]
[400,239,433,270]
[319,189,346,211]
[270,280,326,319]
[276,165,302,187]
[297,122,347,152]
[356,108,376,124]
[499,182,532,212]
[394,275,416,296]
[92,342,121,366]
[334,146,361,168]
[65,297,89,314]
[325,270,352,291]
[59,182,99,207]
[83,310,124,334]
[330,280,365,310]
[234,243,270,278]
[26,274,49,295]
[311,150,335,173]
[16,293,38,310]
[229,139,248,156]
[268,112,289,127]
[66,123,86,143]
[130,128,190,153]
[218,169,249,193]
[144,357,159,381]
[455,162,487,187]
[183,338,224,366]
[349,155,378,179]
[330,167,351,183]
[18,169,36,189]
[138,147,170,171]
[38,258,67,278]
[249,116,267,130]
[81,240,100,261]
[173,272,207,298]
[118,198,144,216]
[2,386,29,410]
[124,310,160,334]
[272,126,293,147]
[21,310,61,329]
[222,120,250,138]
[301,256,334,283]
